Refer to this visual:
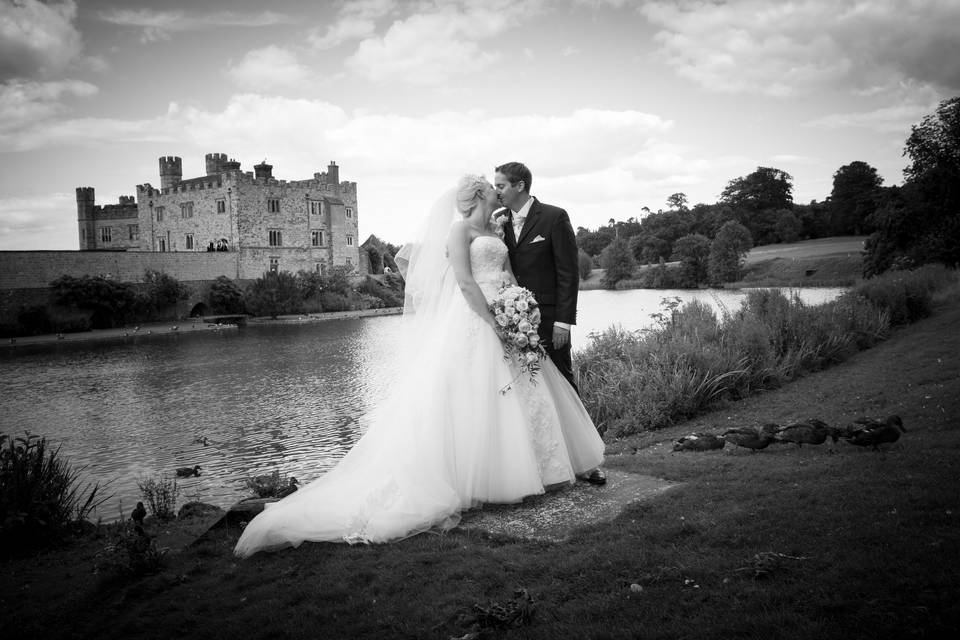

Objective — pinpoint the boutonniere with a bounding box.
[491,211,509,238]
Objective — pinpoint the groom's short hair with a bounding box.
[496,162,532,194]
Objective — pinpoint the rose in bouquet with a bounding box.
[489,284,547,393]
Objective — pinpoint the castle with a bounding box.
[76,153,362,278]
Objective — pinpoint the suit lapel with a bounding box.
[516,198,541,247]
[503,210,517,250]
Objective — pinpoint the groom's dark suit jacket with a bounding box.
[504,197,580,389]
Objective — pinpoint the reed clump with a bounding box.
[136,475,180,520]
[0,433,110,553]
[577,264,959,437]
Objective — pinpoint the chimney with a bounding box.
[327,161,339,188]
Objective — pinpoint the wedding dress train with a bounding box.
[234,236,604,557]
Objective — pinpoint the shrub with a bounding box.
[850,264,957,325]
[209,275,245,314]
[320,291,351,312]
[0,433,110,552]
[600,239,636,289]
[16,305,52,335]
[245,271,303,318]
[50,275,139,329]
[95,521,167,576]
[358,276,403,307]
[136,475,179,520]
[143,269,189,314]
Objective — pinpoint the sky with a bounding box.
[1,0,958,250]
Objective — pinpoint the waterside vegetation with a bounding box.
[576,264,960,437]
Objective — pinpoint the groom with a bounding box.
[495,161,605,485]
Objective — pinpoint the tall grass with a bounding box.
[577,264,958,437]
[0,433,110,552]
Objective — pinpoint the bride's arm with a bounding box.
[447,222,496,326]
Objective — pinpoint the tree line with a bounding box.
[577,96,960,288]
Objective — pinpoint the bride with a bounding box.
[234,175,605,557]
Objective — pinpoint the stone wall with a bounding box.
[0,251,239,290]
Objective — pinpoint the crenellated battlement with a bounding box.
[159,155,183,189]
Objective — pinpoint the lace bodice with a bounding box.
[470,236,514,300]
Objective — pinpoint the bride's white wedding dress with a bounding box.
[234,235,604,557]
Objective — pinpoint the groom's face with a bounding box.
[494,172,525,212]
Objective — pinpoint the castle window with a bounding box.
[269,229,283,247]
[216,198,226,214]
[100,227,112,243]
[346,234,354,246]
[80,228,86,242]
[309,199,323,216]
[155,206,164,222]
[311,230,323,247]
[128,225,139,241]
[158,237,166,252]
[269,257,279,273]
[267,198,280,213]
[345,207,353,219]
[185,233,194,250]
[180,202,194,218]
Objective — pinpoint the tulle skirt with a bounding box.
[234,291,604,557]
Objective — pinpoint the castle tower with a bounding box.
[159,156,182,189]
[254,160,273,180]
[205,152,229,175]
[76,187,97,250]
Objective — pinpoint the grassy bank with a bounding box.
[2,280,959,639]
[576,264,959,437]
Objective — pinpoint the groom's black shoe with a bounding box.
[583,468,606,485]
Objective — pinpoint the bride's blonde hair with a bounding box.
[455,174,488,216]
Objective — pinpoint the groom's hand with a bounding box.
[553,325,570,349]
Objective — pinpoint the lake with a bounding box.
[0,287,844,521]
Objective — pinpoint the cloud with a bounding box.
[561,46,580,57]
[226,46,315,90]
[0,79,97,135]
[0,0,82,80]
[308,0,397,49]
[0,92,689,241]
[346,0,544,84]
[98,8,293,43]
[806,102,938,135]
[0,192,79,250]
[640,0,960,96]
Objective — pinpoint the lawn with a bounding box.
[2,296,957,638]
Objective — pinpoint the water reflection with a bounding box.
[0,287,842,521]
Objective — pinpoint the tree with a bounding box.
[143,269,189,313]
[367,247,383,274]
[208,276,244,314]
[829,161,883,235]
[708,221,753,284]
[576,225,615,256]
[296,270,325,312]
[671,234,711,287]
[666,192,689,211]
[864,96,960,274]
[599,238,636,289]
[720,167,794,212]
[578,248,594,281]
[773,209,802,243]
[244,271,303,318]
[49,275,138,329]
[720,167,794,245]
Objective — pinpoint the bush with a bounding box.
[95,521,167,576]
[143,269,189,314]
[245,271,303,318]
[0,433,110,552]
[209,275,245,314]
[850,264,956,325]
[50,274,139,329]
[136,475,179,521]
[320,291,352,312]
[358,277,403,307]
[16,305,52,335]
[600,239,636,289]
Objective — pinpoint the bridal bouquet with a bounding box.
[489,284,548,394]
